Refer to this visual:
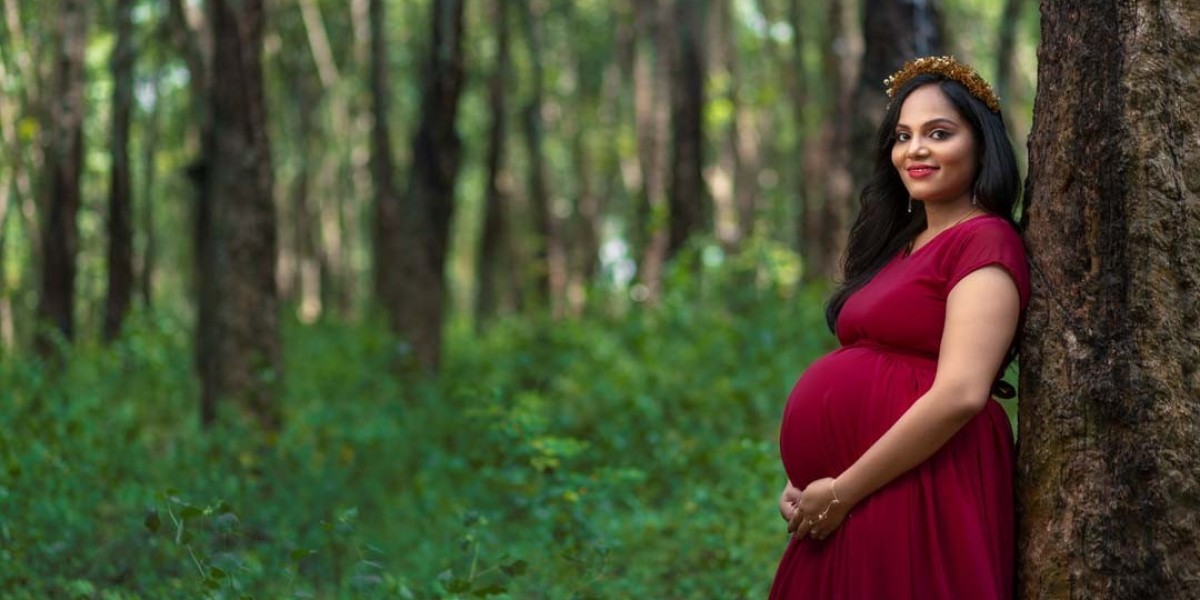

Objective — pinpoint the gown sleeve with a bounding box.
[944,220,1031,309]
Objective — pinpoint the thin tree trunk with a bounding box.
[835,0,941,279]
[35,0,89,356]
[0,171,12,350]
[104,0,135,341]
[296,0,350,319]
[168,0,217,403]
[805,0,861,281]
[276,29,323,323]
[476,0,514,326]
[370,0,403,326]
[568,123,599,311]
[1017,0,1200,597]
[559,1,603,314]
[786,0,811,259]
[850,0,943,187]
[633,0,671,302]
[3,0,42,112]
[994,0,1023,116]
[0,47,34,344]
[139,34,165,310]
[518,0,565,314]
[667,0,708,259]
[201,0,280,430]
[393,0,466,371]
[708,0,737,245]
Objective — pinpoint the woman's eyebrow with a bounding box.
[895,117,960,130]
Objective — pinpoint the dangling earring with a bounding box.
[971,193,978,207]
[907,197,913,213]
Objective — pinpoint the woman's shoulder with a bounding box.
[943,213,1030,302]
[955,214,1026,251]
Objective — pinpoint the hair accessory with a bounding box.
[884,56,1001,113]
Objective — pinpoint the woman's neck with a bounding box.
[923,199,979,233]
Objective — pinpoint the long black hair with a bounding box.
[824,73,1021,333]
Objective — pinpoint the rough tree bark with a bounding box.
[200,0,281,429]
[35,0,88,356]
[666,0,708,259]
[1017,1,1200,597]
[392,0,465,371]
[104,0,135,341]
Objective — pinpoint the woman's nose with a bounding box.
[907,138,930,158]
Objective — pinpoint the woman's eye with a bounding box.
[930,130,950,140]
[895,132,911,142]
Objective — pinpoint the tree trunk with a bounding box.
[35,0,89,356]
[633,0,671,302]
[370,0,403,329]
[518,0,566,314]
[200,0,280,430]
[0,172,12,350]
[0,42,33,347]
[393,0,465,371]
[994,0,1024,115]
[558,2,604,315]
[476,0,515,326]
[138,33,165,310]
[832,0,942,279]
[104,0,135,341]
[1017,1,1200,597]
[708,0,739,246]
[666,0,708,259]
[802,0,862,281]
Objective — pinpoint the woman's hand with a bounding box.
[779,480,802,524]
[788,477,851,541]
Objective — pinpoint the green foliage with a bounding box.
[0,252,836,598]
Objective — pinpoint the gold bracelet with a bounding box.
[817,480,842,521]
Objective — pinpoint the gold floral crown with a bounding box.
[884,56,1001,113]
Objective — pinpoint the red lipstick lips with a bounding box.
[907,165,938,178]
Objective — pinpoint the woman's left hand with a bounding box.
[788,477,851,541]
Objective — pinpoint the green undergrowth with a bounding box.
[1,241,841,598]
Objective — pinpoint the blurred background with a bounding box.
[0,0,1037,597]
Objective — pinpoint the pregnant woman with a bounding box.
[770,56,1029,599]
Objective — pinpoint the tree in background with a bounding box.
[1017,0,1200,596]
[631,0,671,302]
[199,0,281,429]
[371,0,402,333]
[389,0,465,371]
[35,0,88,357]
[801,0,860,281]
[476,0,518,325]
[814,0,944,281]
[666,0,709,260]
[104,0,135,342]
[517,0,563,314]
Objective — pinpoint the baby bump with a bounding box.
[779,346,934,485]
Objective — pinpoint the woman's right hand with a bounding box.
[779,480,802,524]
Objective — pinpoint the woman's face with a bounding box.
[890,84,979,206]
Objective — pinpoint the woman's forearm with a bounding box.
[835,384,985,507]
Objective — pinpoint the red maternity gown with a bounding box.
[770,215,1029,600]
